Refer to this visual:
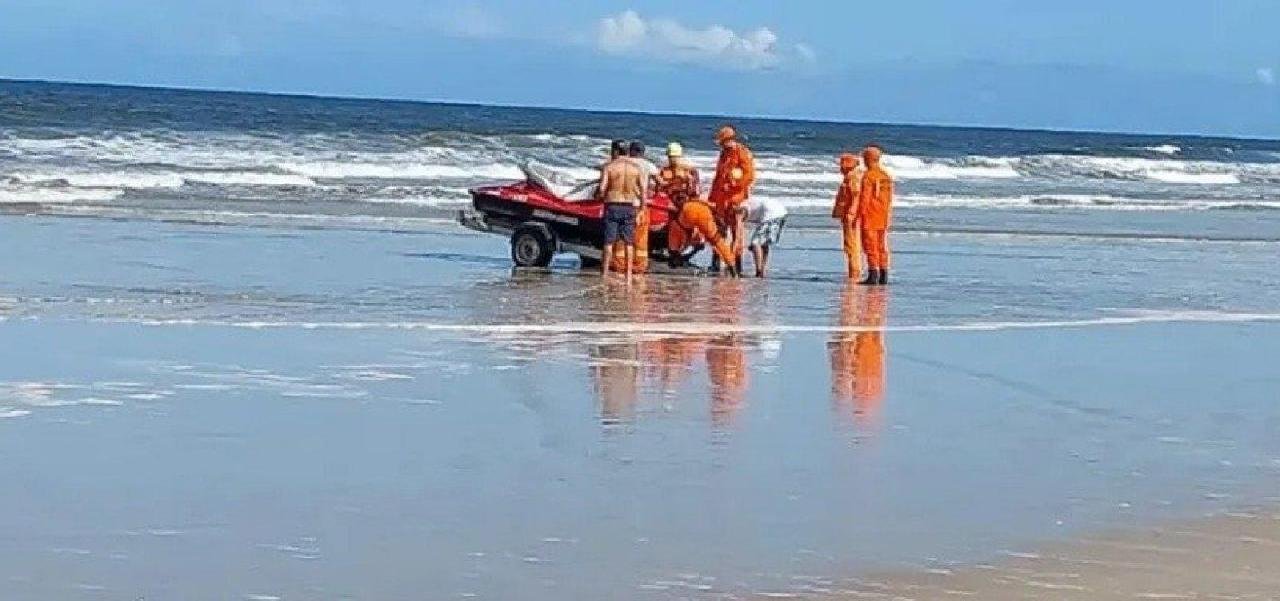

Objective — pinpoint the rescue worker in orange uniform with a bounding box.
[857,145,894,286]
[832,153,864,280]
[707,125,756,274]
[660,142,738,275]
[829,285,888,429]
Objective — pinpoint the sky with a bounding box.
[1,0,1278,137]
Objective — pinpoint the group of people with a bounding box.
[596,124,894,285]
[596,125,789,281]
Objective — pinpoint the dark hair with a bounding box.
[628,140,645,157]
[611,139,628,157]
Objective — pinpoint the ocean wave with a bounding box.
[1013,155,1263,185]
[10,171,316,189]
[884,155,1022,180]
[1144,171,1240,185]
[762,193,1277,212]
[1206,202,1280,212]
[278,161,523,181]
[357,196,462,207]
[0,187,124,204]
[5,131,1274,188]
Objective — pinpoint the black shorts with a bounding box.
[603,203,638,245]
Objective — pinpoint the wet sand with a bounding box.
[813,510,1280,600]
[3,215,1280,599]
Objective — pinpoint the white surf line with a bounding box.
[115,310,1280,334]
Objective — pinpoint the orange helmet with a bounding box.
[863,145,883,164]
[839,153,858,171]
[715,125,737,144]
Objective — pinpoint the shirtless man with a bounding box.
[598,139,644,283]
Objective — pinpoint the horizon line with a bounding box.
[2,76,1277,143]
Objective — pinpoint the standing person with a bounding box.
[657,142,699,203]
[627,140,660,273]
[628,140,660,193]
[660,142,738,275]
[598,139,644,284]
[708,125,755,274]
[858,145,894,285]
[745,195,788,278]
[832,153,864,280]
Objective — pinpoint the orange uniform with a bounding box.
[667,199,736,267]
[708,143,756,213]
[658,161,701,203]
[858,147,894,273]
[833,153,864,279]
[708,132,755,263]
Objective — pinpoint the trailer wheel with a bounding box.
[511,224,555,267]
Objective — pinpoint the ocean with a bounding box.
[3,80,1280,600]
[4,79,1280,236]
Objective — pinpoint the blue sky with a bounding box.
[2,0,1278,136]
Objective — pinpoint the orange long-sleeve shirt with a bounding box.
[832,167,863,219]
[857,165,894,230]
[709,143,755,211]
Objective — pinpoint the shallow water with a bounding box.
[2,215,1280,599]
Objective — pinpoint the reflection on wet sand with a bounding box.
[706,278,749,426]
[472,273,883,431]
[829,285,889,429]
[582,276,760,428]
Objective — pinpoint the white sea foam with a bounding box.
[11,171,316,189]
[0,188,124,204]
[122,310,1280,334]
[184,172,315,187]
[279,161,523,180]
[357,196,457,207]
[883,155,1021,180]
[1144,144,1182,155]
[13,172,186,189]
[1144,171,1240,185]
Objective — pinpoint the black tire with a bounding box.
[578,255,602,269]
[511,224,555,267]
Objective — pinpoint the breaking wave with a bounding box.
[2,128,1278,220]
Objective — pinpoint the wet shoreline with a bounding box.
[2,215,1279,599]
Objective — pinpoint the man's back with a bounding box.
[600,158,643,205]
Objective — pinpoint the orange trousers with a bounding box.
[841,218,861,277]
[669,202,736,266]
[861,228,889,270]
[610,206,650,272]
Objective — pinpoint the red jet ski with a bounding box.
[461,162,679,268]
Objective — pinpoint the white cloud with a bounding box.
[596,10,812,71]
[1258,67,1276,87]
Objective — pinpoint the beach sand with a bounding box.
[815,510,1280,600]
[2,215,1279,599]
